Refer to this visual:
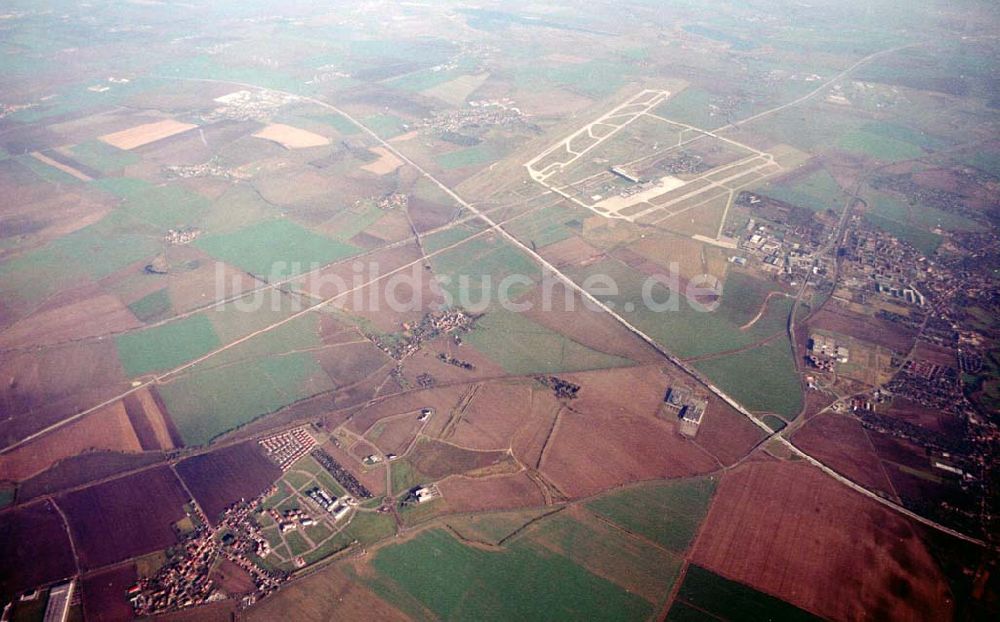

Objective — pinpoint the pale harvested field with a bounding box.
[99,119,198,150]
[361,146,404,175]
[29,152,92,181]
[0,400,142,480]
[252,123,330,149]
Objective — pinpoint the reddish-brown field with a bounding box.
[0,293,140,349]
[886,398,964,437]
[59,466,187,569]
[175,442,282,525]
[808,303,916,352]
[537,235,604,268]
[792,412,897,496]
[315,341,391,388]
[244,564,409,622]
[0,399,143,481]
[690,395,766,465]
[0,340,130,447]
[692,459,953,621]
[151,600,237,622]
[510,394,563,469]
[0,500,77,600]
[407,439,514,479]
[346,384,469,437]
[81,565,138,622]
[540,366,719,497]
[123,386,181,451]
[438,471,546,513]
[366,413,425,456]
[17,452,164,502]
[407,196,459,232]
[445,380,534,450]
[912,342,957,367]
[211,557,256,595]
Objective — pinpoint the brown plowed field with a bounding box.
[0,294,141,349]
[175,442,281,525]
[510,400,562,469]
[399,335,508,384]
[0,399,143,481]
[315,341,390,387]
[885,398,964,438]
[59,466,187,569]
[692,459,953,621]
[408,197,460,232]
[367,413,425,456]
[792,412,896,496]
[0,340,130,447]
[211,557,256,595]
[438,471,546,513]
[808,303,916,352]
[690,395,766,465]
[540,366,719,497]
[536,236,604,268]
[244,565,409,622]
[446,380,534,450]
[123,386,178,451]
[408,439,514,479]
[0,500,77,600]
[346,384,468,437]
[81,565,137,622]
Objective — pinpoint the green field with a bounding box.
[127,288,173,323]
[863,213,942,256]
[389,459,425,496]
[837,129,925,162]
[763,415,787,432]
[429,235,541,305]
[435,144,503,170]
[694,340,803,418]
[669,564,819,621]
[757,168,846,213]
[322,511,396,552]
[445,508,554,545]
[515,60,631,99]
[586,477,716,552]
[525,511,684,603]
[69,140,140,173]
[195,218,360,278]
[654,88,718,130]
[115,314,221,376]
[369,528,652,621]
[15,154,84,186]
[504,204,578,249]
[157,351,334,445]
[362,113,409,138]
[466,309,634,375]
[570,260,792,359]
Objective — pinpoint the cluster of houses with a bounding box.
[259,427,317,471]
